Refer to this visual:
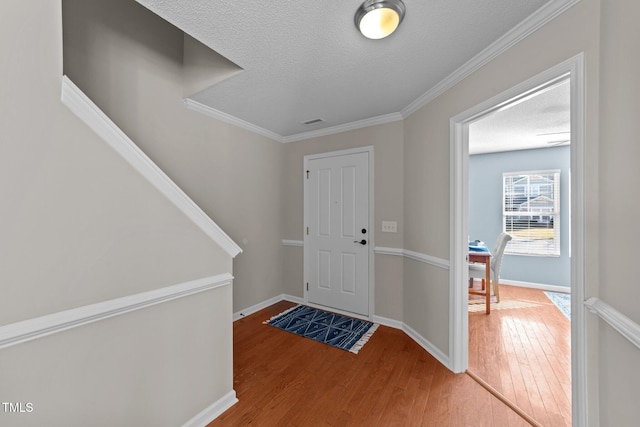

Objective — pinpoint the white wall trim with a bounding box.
[281,113,404,143]
[184,98,284,142]
[233,294,452,369]
[449,53,588,424]
[61,76,242,258]
[402,323,450,369]
[585,298,640,351]
[182,390,238,427]
[233,294,304,321]
[501,280,571,293]
[282,294,305,305]
[403,249,450,270]
[374,247,450,270]
[185,97,404,144]
[183,2,579,145]
[282,239,304,247]
[373,246,404,257]
[0,273,233,351]
[401,0,581,118]
[372,315,403,330]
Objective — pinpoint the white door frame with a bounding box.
[303,146,375,320]
[449,54,587,425]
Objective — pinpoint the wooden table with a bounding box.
[469,251,492,314]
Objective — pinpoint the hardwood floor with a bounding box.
[209,301,531,426]
[468,284,572,427]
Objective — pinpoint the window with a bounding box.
[503,170,560,256]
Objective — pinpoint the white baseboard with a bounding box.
[182,390,238,427]
[233,294,304,321]
[501,279,571,293]
[282,294,304,305]
[373,314,403,330]
[234,295,451,370]
[402,323,450,370]
[233,295,284,321]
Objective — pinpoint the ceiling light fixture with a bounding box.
[355,0,406,40]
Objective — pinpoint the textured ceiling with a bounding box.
[135,0,560,141]
[470,79,571,155]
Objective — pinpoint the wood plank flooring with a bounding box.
[208,301,531,426]
[468,284,572,427]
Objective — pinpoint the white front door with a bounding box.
[305,149,370,316]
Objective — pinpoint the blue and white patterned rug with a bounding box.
[544,291,571,320]
[265,305,378,354]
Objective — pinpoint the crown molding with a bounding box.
[184,96,404,144]
[183,0,579,143]
[184,98,285,142]
[61,76,242,258]
[401,0,581,118]
[280,112,404,143]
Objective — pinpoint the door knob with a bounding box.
[354,239,367,245]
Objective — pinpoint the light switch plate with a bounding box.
[381,221,397,233]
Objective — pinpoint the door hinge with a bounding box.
[306,170,310,179]
[306,282,309,292]
[306,226,309,235]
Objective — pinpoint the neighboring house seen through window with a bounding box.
[503,170,560,256]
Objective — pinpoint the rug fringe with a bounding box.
[349,323,379,354]
[262,304,301,324]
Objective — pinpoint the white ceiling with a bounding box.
[134,0,571,142]
[469,78,570,155]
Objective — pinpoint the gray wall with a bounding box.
[469,146,571,287]
[4,0,640,425]
[403,0,640,424]
[62,0,286,313]
[598,0,640,423]
[1,1,233,425]
[402,0,601,420]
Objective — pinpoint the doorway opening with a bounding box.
[449,54,586,426]
[467,76,571,425]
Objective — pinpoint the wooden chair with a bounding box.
[469,232,512,302]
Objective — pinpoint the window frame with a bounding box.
[502,169,561,257]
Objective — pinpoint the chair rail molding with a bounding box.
[374,247,450,270]
[0,273,233,351]
[61,76,242,258]
[585,297,640,350]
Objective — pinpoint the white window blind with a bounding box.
[503,170,560,256]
